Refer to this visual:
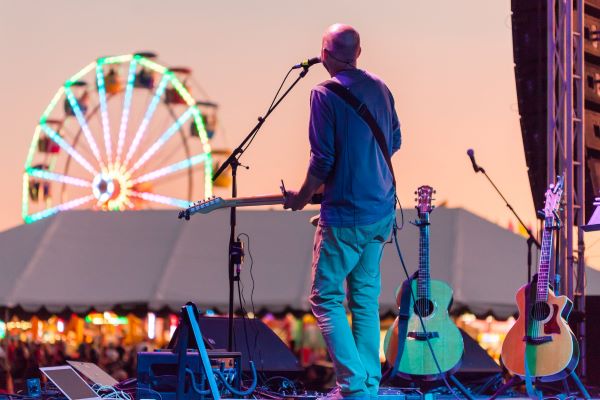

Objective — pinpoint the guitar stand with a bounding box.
[489,372,591,400]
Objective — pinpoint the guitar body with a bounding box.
[500,284,579,381]
[384,278,464,380]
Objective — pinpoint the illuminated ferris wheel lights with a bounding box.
[24,53,216,223]
[40,88,65,123]
[128,106,196,175]
[122,74,170,168]
[67,62,96,86]
[40,124,97,175]
[102,54,133,65]
[25,195,95,224]
[138,57,168,75]
[64,85,105,169]
[27,167,91,188]
[131,153,209,185]
[129,191,190,209]
[95,61,113,163]
[115,59,138,165]
[92,173,115,204]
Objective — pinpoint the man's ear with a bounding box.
[356,46,362,59]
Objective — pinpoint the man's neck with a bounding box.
[330,65,358,77]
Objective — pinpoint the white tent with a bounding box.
[1,208,598,319]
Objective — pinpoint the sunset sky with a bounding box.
[2,1,598,265]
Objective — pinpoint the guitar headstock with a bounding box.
[178,196,226,220]
[542,176,563,222]
[415,185,435,218]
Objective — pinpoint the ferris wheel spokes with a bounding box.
[123,74,170,168]
[27,167,91,188]
[64,85,105,170]
[115,58,138,165]
[24,53,215,223]
[130,153,209,185]
[25,194,96,224]
[128,190,190,209]
[95,61,113,164]
[40,124,97,175]
[127,106,196,175]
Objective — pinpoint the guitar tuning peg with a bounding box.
[414,198,417,202]
[414,191,417,195]
[433,190,437,194]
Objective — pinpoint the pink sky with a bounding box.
[3,1,596,264]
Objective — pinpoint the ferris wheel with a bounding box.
[23,52,224,224]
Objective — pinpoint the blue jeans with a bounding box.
[310,213,394,399]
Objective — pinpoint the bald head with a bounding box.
[321,24,361,75]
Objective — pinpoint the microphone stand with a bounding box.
[212,66,312,352]
[472,164,541,282]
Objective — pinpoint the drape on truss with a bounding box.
[0,209,599,319]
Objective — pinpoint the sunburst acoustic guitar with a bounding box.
[500,176,579,381]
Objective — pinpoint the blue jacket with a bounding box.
[308,69,401,227]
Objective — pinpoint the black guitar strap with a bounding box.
[390,273,416,377]
[319,80,396,187]
[524,273,539,341]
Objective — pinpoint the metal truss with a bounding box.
[547,0,587,376]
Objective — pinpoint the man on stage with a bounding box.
[284,23,401,400]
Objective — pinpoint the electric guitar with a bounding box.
[383,185,463,380]
[500,176,579,381]
[178,193,322,219]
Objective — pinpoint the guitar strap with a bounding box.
[319,81,396,187]
[524,274,538,345]
[390,273,416,377]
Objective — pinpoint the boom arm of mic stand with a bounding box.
[475,168,540,283]
[212,67,311,182]
[479,170,541,249]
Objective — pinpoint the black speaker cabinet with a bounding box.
[197,316,302,375]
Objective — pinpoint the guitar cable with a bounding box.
[391,199,463,400]
[236,232,269,387]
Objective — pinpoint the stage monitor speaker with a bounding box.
[455,329,501,377]
[197,316,302,375]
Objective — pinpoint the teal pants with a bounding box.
[310,213,394,399]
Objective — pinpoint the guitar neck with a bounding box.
[417,213,431,299]
[537,217,554,301]
[224,193,323,208]
[226,194,287,208]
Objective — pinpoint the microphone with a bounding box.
[292,57,321,70]
[467,149,485,173]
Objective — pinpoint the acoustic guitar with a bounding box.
[383,185,463,380]
[500,176,579,381]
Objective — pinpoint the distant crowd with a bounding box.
[0,338,149,394]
